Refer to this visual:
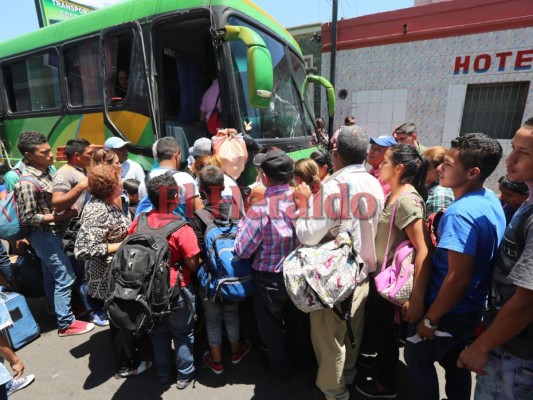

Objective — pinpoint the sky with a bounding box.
[0,0,413,42]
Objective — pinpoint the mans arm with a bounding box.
[458,286,533,374]
[295,183,335,246]
[234,208,264,259]
[0,334,24,379]
[417,250,474,339]
[52,178,88,212]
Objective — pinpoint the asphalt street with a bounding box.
[11,298,474,400]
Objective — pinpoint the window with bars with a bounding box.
[460,82,530,139]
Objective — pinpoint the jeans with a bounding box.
[404,310,482,400]
[201,297,240,346]
[150,285,196,381]
[29,230,75,330]
[0,245,12,284]
[70,256,91,312]
[474,347,533,400]
[253,270,313,376]
[0,384,6,400]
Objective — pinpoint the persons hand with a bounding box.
[296,182,312,201]
[416,319,436,340]
[457,343,489,375]
[10,358,24,379]
[15,239,30,255]
[402,299,424,323]
[244,120,252,132]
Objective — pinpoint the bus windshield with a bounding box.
[228,16,313,141]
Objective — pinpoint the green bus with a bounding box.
[0,0,334,183]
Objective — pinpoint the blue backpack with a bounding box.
[0,176,42,241]
[195,209,253,303]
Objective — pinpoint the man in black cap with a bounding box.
[235,149,311,380]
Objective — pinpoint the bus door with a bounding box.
[101,21,158,167]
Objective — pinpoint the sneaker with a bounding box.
[58,320,95,337]
[355,380,397,399]
[90,310,109,327]
[357,354,379,372]
[203,351,224,375]
[7,374,35,396]
[231,340,251,365]
[115,361,152,378]
[176,377,194,390]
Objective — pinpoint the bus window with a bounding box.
[104,32,132,104]
[228,17,307,140]
[2,51,61,113]
[63,39,102,107]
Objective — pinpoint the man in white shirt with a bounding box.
[295,126,384,400]
[104,137,147,198]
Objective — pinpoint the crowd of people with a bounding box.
[0,116,531,400]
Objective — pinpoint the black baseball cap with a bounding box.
[253,149,294,181]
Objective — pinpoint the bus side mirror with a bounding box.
[303,75,335,118]
[223,25,273,109]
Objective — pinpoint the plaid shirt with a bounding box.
[14,165,57,233]
[235,184,299,273]
[426,181,454,218]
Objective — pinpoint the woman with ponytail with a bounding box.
[356,144,433,399]
[293,158,321,195]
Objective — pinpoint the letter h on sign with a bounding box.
[454,56,470,75]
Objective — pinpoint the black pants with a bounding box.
[361,280,398,390]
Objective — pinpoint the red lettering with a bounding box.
[515,49,533,71]
[350,193,378,220]
[473,54,491,73]
[495,51,512,71]
[454,55,470,75]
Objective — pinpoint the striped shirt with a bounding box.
[235,184,299,273]
[14,165,57,233]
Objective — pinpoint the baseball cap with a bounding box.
[370,135,396,147]
[253,149,294,181]
[104,137,130,149]
[189,138,212,157]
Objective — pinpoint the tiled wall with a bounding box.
[322,27,533,190]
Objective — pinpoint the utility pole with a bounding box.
[328,0,338,147]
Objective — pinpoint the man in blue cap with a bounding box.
[366,135,396,197]
[104,137,146,198]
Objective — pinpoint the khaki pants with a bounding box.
[310,279,369,400]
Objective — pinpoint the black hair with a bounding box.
[336,125,369,165]
[199,165,224,197]
[65,138,91,161]
[310,148,333,174]
[450,133,503,182]
[123,179,140,196]
[498,176,529,195]
[155,137,180,161]
[17,131,47,155]
[394,122,417,136]
[344,115,356,125]
[524,117,533,128]
[146,174,179,211]
[390,144,429,200]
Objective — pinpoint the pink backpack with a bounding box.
[374,193,420,306]
[212,129,248,180]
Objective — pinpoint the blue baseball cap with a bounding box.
[370,135,396,147]
[104,137,130,149]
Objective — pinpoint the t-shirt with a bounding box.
[121,159,146,198]
[134,168,199,218]
[426,188,506,314]
[128,211,200,287]
[53,164,90,234]
[484,200,533,359]
[200,79,222,120]
[374,189,425,272]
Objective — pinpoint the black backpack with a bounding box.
[104,213,187,336]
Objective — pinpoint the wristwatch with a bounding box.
[423,317,438,330]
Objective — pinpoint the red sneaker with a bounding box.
[231,340,251,365]
[203,351,224,375]
[58,320,95,337]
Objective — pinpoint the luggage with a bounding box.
[212,129,248,180]
[0,288,40,350]
[11,249,45,299]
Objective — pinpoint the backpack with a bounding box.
[104,213,187,336]
[0,176,42,241]
[426,209,445,248]
[194,208,253,303]
[282,230,364,348]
